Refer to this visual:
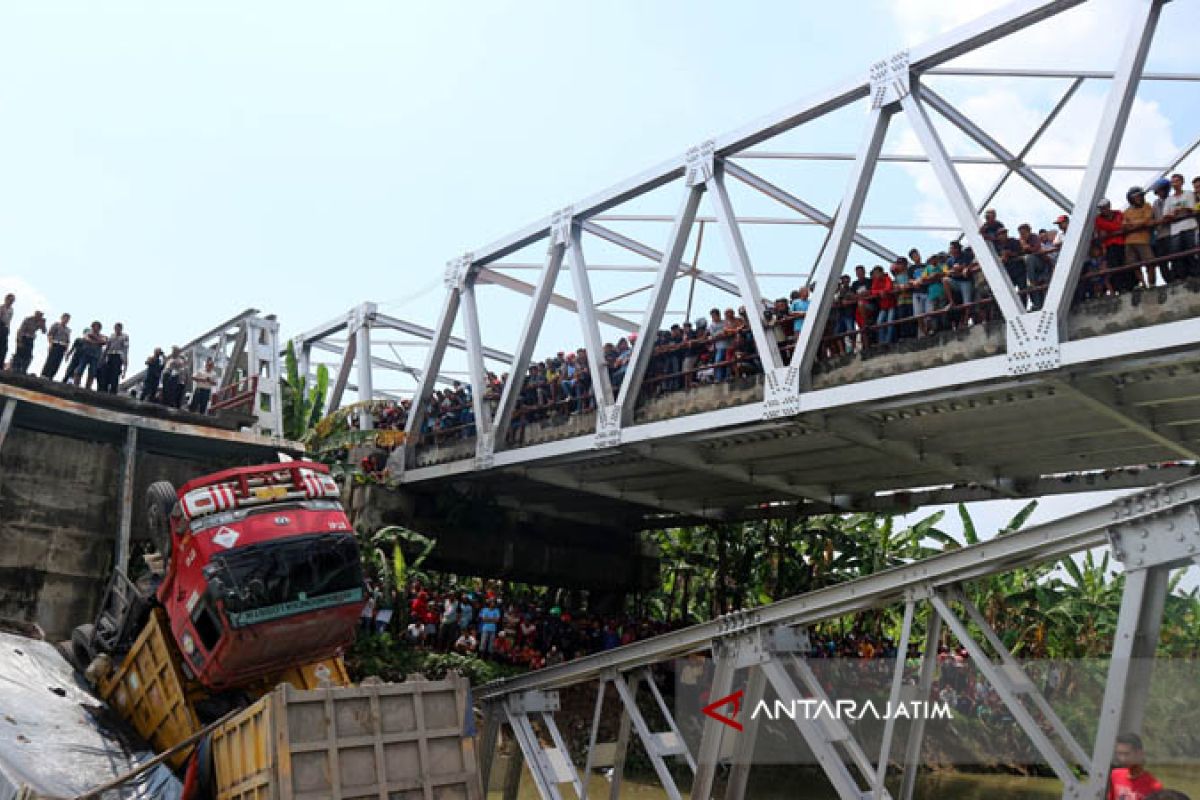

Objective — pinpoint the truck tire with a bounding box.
[146,481,177,562]
[71,623,95,669]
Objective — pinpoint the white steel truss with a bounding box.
[292,301,514,428]
[119,308,284,435]
[476,478,1200,800]
[388,0,1198,498]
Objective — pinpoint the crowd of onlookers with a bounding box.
[361,580,673,669]
[405,174,1200,446]
[0,294,220,414]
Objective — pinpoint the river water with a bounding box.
[490,764,1200,798]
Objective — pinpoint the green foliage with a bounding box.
[346,633,525,686]
[644,503,1200,661]
[357,526,437,599]
[281,340,329,441]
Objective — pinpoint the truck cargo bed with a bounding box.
[212,675,482,800]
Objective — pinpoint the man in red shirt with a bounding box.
[1095,199,1132,292]
[1108,733,1163,800]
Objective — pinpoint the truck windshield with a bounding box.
[205,533,365,628]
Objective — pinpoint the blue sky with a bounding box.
[1,0,1197,544]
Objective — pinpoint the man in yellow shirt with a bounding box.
[1123,186,1157,286]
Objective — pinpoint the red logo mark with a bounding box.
[702,689,744,732]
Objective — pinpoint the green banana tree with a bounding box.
[281,340,330,441]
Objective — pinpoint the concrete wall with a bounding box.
[0,427,120,641]
[0,425,272,641]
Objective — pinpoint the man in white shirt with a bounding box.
[188,357,218,414]
[1163,172,1197,280]
[41,313,71,379]
[99,322,129,393]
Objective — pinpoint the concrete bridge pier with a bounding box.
[345,482,660,596]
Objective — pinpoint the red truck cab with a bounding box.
[155,461,366,690]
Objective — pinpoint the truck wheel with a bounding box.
[146,481,177,562]
[71,623,95,669]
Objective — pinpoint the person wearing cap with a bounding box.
[1052,215,1070,249]
[1124,186,1157,286]
[1163,173,1197,280]
[1151,178,1173,272]
[1095,200,1130,292]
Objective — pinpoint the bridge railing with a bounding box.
[405,245,1200,463]
[474,479,1200,800]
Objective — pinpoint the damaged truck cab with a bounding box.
[155,461,366,690]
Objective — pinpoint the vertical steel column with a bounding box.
[689,652,736,800]
[580,679,608,800]
[114,426,138,575]
[566,225,615,413]
[899,609,942,800]
[874,600,915,798]
[723,665,767,800]
[608,671,640,800]
[294,336,311,386]
[789,106,892,385]
[618,185,704,427]
[1044,0,1164,322]
[901,89,1026,323]
[356,322,374,428]
[491,237,566,449]
[1117,566,1169,737]
[460,280,492,438]
[1082,564,1170,800]
[258,317,284,436]
[707,166,784,373]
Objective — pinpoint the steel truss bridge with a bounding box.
[475,478,1200,800]
[296,0,1200,532]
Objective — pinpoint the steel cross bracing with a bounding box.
[118,308,284,435]
[475,478,1200,800]
[291,301,514,427]
[384,0,1200,525]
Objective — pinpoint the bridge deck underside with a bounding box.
[415,346,1200,528]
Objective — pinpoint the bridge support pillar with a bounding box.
[1081,484,1200,799]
